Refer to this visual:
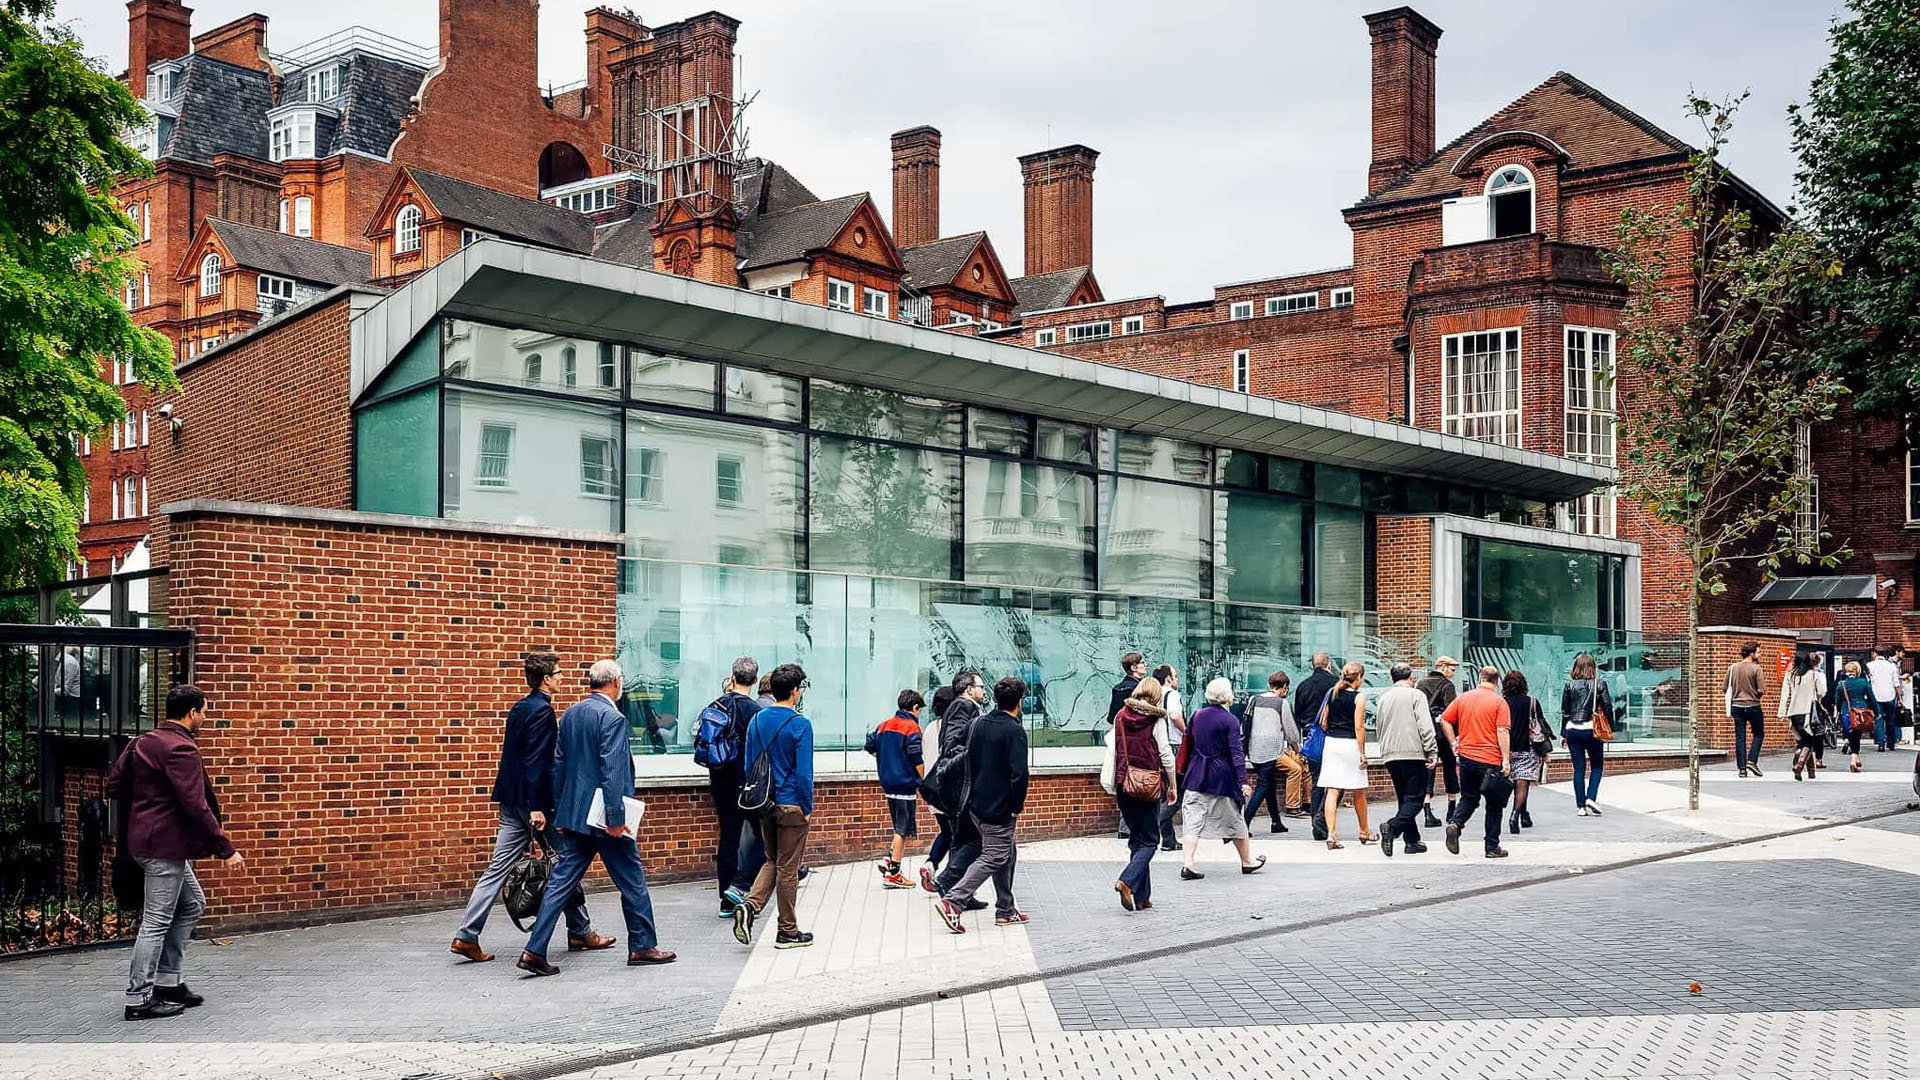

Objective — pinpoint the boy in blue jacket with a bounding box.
[865,690,927,888]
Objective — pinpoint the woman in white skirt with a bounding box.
[1315,662,1374,849]
[1176,679,1268,880]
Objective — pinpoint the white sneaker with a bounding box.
[1577,805,1590,817]
[1588,802,1602,816]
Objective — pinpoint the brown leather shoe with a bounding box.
[449,939,493,963]
[567,932,617,952]
[627,947,677,966]
[516,951,560,977]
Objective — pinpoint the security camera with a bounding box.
[156,403,173,419]
[158,402,182,439]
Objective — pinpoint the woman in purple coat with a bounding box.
[1178,678,1268,880]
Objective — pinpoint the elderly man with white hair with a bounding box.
[517,659,676,975]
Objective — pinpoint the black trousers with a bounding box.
[1432,722,1460,796]
[1244,761,1284,826]
[1451,759,1510,852]
[1385,759,1430,845]
[1307,757,1327,839]
[935,811,980,895]
[708,769,749,896]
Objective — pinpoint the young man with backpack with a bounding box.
[865,689,927,888]
[733,663,815,949]
[698,657,763,919]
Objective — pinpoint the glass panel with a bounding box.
[1316,465,1362,507]
[1036,419,1094,465]
[1312,505,1366,611]
[964,459,1094,589]
[441,387,620,530]
[367,325,440,397]
[967,407,1031,456]
[355,385,438,516]
[1099,476,1210,597]
[629,347,714,409]
[809,434,960,578]
[809,380,961,447]
[442,321,620,399]
[723,367,802,423]
[625,412,802,567]
[1361,471,1401,512]
[1465,538,1607,635]
[1215,491,1306,607]
[1105,430,1210,483]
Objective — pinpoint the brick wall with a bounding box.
[1693,627,1799,753]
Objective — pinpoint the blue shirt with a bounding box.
[744,704,815,815]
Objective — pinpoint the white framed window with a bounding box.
[1065,321,1112,343]
[1035,328,1057,346]
[199,252,221,296]
[1908,442,1920,523]
[257,274,296,313]
[597,342,618,388]
[111,418,120,451]
[949,311,975,326]
[1331,287,1354,307]
[145,67,182,103]
[307,65,341,103]
[631,447,664,504]
[826,278,856,311]
[1441,327,1522,446]
[110,480,119,520]
[141,202,151,241]
[461,228,492,248]
[715,455,745,507]
[862,288,891,319]
[579,434,617,498]
[1488,165,1535,238]
[1121,315,1144,335]
[202,335,220,353]
[279,198,290,233]
[523,353,543,385]
[123,278,139,309]
[562,346,577,387]
[142,273,150,308]
[1229,301,1255,321]
[123,477,138,520]
[140,410,149,446]
[474,423,514,488]
[1265,292,1318,316]
[140,476,148,516]
[81,482,89,524]
[269,111,316,162]
[1563,326,1617,536]
[1792,421,1819,550]
[555,186,615,213]
[1233,349,1250,393]
[981,319,1002,331]
[394,204,422,253]
[293,196,312,238]
[762,284,792,299]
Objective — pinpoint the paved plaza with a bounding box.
[4,751,1918,1080]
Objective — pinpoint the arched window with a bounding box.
[1487,165,1535,238]
[199,252,221,297]
[394,204,422,253]
[524,353,542,385]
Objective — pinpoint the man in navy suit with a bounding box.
[518,660,676,975]
[450,652,610,962]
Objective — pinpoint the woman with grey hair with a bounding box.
[1177,678,1267,879]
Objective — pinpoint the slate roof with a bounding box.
[734,159,822,218]
[901,233,986,290]
[406,169,598,253]
[1354,72,1692,209]
[734,193,866,271]
[1010,267,1094,315]
[162,55,273,165]
[330,54,429,158]
[591,217,656,268]
[207,220,372,285]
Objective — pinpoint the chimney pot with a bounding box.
[1364,6,1443,194]
[891,126,941,249]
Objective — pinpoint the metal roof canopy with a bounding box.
[1750,575,1880,605]
[349,241,1612,502]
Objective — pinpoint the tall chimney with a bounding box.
[585,7,645,123]
[890,126,941,249]
[1364,7,1442,194]
[192,14,270,73]
[1019,144,1097,276]
[127,0,193,97]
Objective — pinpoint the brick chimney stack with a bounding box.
[1364,7,1442,194]
[890,126,941,249]
[585,7,645,123]
[1019,144,1098,276]
[192,14,270,73]
[127,0,193,96]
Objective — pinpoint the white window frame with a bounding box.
[142,273,150,308]
[1331,287,1354,307]
[110,480,119,520]
[1121,315,1144,335]
[762,284,792,299]
[1561,326,1616,536]
[1907,443,1920,524]
[1035,328,1057,346]
[269,110,317,163]
[578,434,618,499]
[632,447,665,505]
[307,65,341,103]
[461,228,493,248]
[1265,292,1319,316]
[141,201,151,241]
[1792,421,1818,550]
[862,288,891,319]
[715,454,745,508]
[1064,321,1112,343]
[1233,349,1250,393]
[1487,164,1536,239]
[293,196,313,238]
[1441,327,1523,447]
[257,274,296,313]
[279,198,290,233]
[1229,301,1255,321]
[140,410,149,447]
[826,278,856,311]
[394,204,422,254]
[474,423,515,488]
[123,477,138,520]
[949,311,975,326]
[199,252,221,297]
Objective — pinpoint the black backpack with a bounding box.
[737,713,796,817]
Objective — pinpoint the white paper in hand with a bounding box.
[586,790,646,836]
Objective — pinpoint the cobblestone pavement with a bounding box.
[2,750,1916,1080]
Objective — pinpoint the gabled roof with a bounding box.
[735,193,866,270]
[1010,266,1096,315]
[734,159,821,218]
[205,220,372,285]
[901,233,986,289]
[400,168,597,253]
[1352,72,1692,210]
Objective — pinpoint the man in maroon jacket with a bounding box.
[107,685,243,1020]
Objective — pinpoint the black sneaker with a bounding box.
[1748,763,1763,778]
[731,901,756,945]
[963,898,988,911]
[797,866,813,883]
[774,930,814,949]
[1485,847,1510,859]
[154,984,204,1008]
[1444,822,1461,855]
[1270,821,1287,833]
[1312,825,1329,842]
[124,999,186,1021]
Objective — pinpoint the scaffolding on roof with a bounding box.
[602,55,755,215]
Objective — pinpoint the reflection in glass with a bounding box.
[443,321,621,399]
[723,367,803,422]
[1105,430,1210,483]
[1099,476,1210,597]
[441,388,621,530]
[1037,419,1095,466]
[630,347,715,409]
[964,459,1094,589]
[810,380,961,446]
[1313,505,1366,611]
[967,407,1030,456]
[809,434,959,578]
[625,412,802,567]
[1216,491,1306,607]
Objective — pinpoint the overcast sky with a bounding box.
[54,0,1844,300]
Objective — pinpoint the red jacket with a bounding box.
[107,721,233,861]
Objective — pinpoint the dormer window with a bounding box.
[199,252,222,297]
[269,110,317,162]
[1488,165,1535,238]
[144,65,183,104]
[394,204,422,254]
[127,110,171,162]
[307,65,342,103]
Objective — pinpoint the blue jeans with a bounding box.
[1876,700,1899,748]
[1116,793,1161,905]
[523,828,657,958]
[927,812,952,869]
[1564,729,1604,807]
[456,806,590,944]
[126,858,204,1006]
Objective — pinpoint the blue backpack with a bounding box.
[693,697,743,769]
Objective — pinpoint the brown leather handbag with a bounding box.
[1591,679,1615,742]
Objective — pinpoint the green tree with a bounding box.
[1606,95,1847,809]
[1790,0,1920,428]
[1,0,175,588]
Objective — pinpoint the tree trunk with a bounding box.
[1687,597,1700,811]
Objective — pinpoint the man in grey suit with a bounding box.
[517,660,676,975]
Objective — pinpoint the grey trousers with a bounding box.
[126,858,205,1006]
[945,813,1017,917]
[455,805,591,944]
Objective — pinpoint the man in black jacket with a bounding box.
[936,677,1031,933]
[451,652,610,962]
[1292,652,1337,841]
[928,672,988,902]
[1415,656,1461,829]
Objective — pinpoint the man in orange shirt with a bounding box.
[1439,666,1513,859]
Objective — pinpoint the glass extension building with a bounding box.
[348,243,1666,770]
